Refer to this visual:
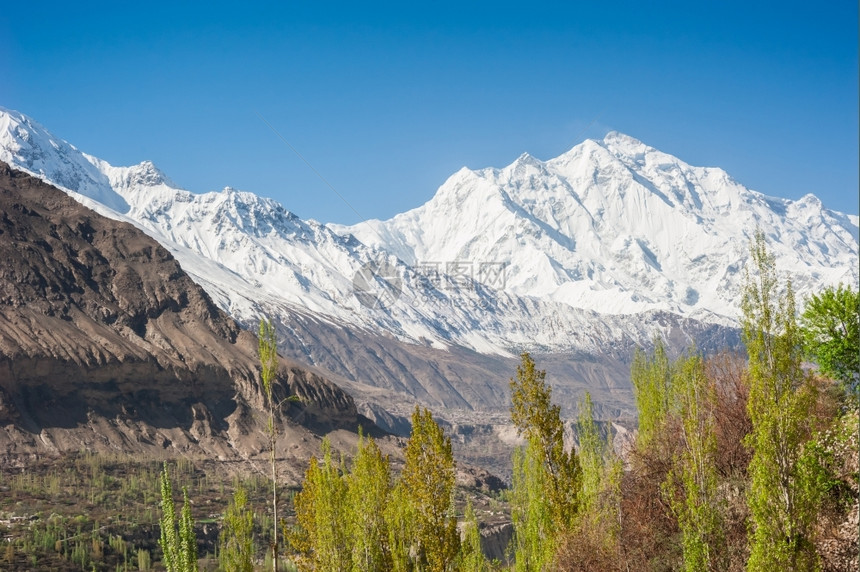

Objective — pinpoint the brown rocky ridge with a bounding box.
[0,161,373,482]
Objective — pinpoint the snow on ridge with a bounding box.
[0,107,130,213]
[0,105,856,358]
[339,130,859,322]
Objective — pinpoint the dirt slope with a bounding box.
[0,162,367,480]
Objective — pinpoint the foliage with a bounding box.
[259,317,300,569]
[662,353,724,571]
[219,484,254,572]
[401,406,460,572]
[292,438,349,571]
[800,283,860,404]
[158,463,198,572]
[509,352,582,532]
[509,352,581,570]
[510,440,555,571]
[742,229,824,571]
[384,480,415,572]
[631,338,673,449]
[576,392,621,523]
[346,430,393,572]
[258,318,280,407]
[292,412,467,572]
[576,392,603,515]
[459,501,491,572]
[574,393,622,547]
[259,317,282,570]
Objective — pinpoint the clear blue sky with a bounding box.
[2,1,857,223]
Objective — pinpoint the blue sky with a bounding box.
[2,1,857,223]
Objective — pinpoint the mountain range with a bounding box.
[1,106,856,442]
[0,160,369,482]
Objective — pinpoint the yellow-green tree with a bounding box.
[743,229,823,571]
[258,318,281,570]
[459,501,491,572]
[663,353,724,571]
[575,392,622,545]
[292,437,350,571]
[631,338,673,448]
[401,406,460,572]
[511,440,554,570]
[158,463,198,572]
[218,484,254,572]
[509,352,581,569]
[346,430,393,571]
[384,481,415,572]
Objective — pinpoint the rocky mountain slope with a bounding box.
[0,162,364,481]
[0,107,856,430]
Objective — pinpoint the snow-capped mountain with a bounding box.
[335,132,858,320]
[0,106,856,415]
[2,107,703,359]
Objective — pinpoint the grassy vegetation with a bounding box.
[0,452,278,571]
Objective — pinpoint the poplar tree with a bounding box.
[459,501,491,572]
[292,437,350,571]
[401,406,459,572]
[219,484,254,572]
[630,338,673,448]
[576,392,622,542]
[159,463,198,572]
[510,440,555,571]
[384,481,415,572]
[663,353,724,571]
[258,318,281,570]
[509,352,581,569]
[346,430,392,572]
[743,229,823,571]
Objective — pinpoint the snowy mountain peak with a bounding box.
[596,131,664,169]
[0,106,856,360]
[0,107,130,213]
[514,151,541,165]
[339,132,858,319]
[128,160,172,187]
[95,158,178,195]
[601,130,647,148]
[798,193,822,207]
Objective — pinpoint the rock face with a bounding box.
[4,107,856,432]
[0,162,361,477]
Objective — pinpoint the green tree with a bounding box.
[258,317,299,570]
[384,481,415,572]
[258,317,281,571]
[346,430,392,572]
[292,438,350,571]
[575,392,622,546]
[509,352,581,569]
[663,353,724,572]
[510,440,555,571]
[401,406,460,572]
[159,463,198,572]
[742,229,823,571]
[459,501,490,572]
[631,338,673,449]
[219,484,254,572]
[800,283,860,404]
